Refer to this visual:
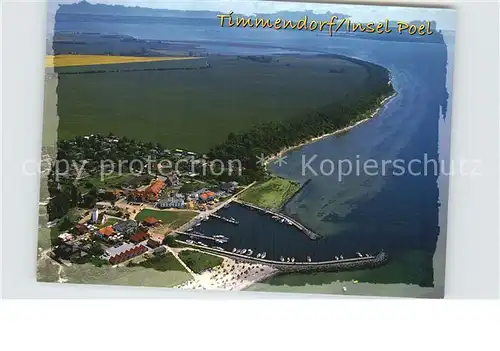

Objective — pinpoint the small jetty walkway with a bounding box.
[209,213,239,225]
[233,199,321,239]
[175,231,225,243]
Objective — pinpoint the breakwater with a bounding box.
[177,240,387,273]
[233,199,321,240]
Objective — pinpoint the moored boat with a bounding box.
[280,256,284,262]
[232,248,237,253]
[257,253,261,258]
[241,249,247,255]
[307,256,311,262]
[261,252,266,259]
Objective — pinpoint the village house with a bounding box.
[221,181,239,193]
[53,243,88,262]
[95,225,114,239]
[73,223,87,235]
[146,179,165,197]
[198,191,216,203]
[157,198,185,209]
[129,231,149,244]
[142,216,160,227]
[108,245,148,265]
[165,173,180,187]
[149,232,165,246]
[112,220,138,236]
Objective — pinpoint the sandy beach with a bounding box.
[175,257,278,291]
[264,91,397,168]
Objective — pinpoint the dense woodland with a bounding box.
[206,60,394,183]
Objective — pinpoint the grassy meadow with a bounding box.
[178,250,223,274]
[52,55,371,152]
[38,255,192,288]
[239,177,301,210]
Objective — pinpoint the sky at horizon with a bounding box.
[48,0,456,30]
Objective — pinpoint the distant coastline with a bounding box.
[264,89,398,170]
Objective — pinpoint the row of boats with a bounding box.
[231,248,266,259]
[271,215,294,226]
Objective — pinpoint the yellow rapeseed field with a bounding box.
[45,54,199,68]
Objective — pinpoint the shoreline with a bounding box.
[175,257,278,291]
[264,90,397,170]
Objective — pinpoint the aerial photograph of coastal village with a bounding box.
[37,0,456,298]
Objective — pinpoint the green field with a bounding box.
[239,177,300,210]
[76,174,135,192]
[135,209,198,229]
[135,253,187,272]
[38,255,191,288]
[178,250,223,274]
[53,55,371,152]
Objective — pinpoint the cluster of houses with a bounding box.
[53,209,168,265]
[122,173,239,211]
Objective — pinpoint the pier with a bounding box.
[175,239,387,273]
[233,199,321,240]
[175,231,227,243]
[209,213,239,225]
